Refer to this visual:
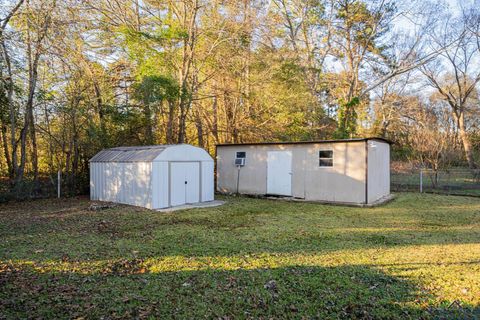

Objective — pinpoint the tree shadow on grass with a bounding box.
[1,263,478,319]
[2,194,480,262]
[2,209,480,263]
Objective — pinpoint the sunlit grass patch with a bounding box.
[0,193,479,318]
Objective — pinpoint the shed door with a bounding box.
[170,162,200,206]
[267,151,292,196]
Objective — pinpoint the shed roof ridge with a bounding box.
[216,137,392,147]
[108,144,173,151]
[90,145,169,162]
[89,144,209,162]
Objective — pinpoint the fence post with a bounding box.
[420,169,423,193]
[57,170,61,198]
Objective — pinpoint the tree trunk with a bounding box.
[1,33,19,185]
[16,15,41,193]
[93,81,107,146]
[71,138,79,195]
[177,103,187,143]
[212,96,219,143]
[175,0,198,144]
[144,104,154,145]
[15,124,28,191]
[194,107,203,147]
[13,0,50,194]
[70,107,79,195]
[0,0,24,186]
[166,101,175,144]
[457,111,476,169]
[28,106,39,193]
[0,122,13,178]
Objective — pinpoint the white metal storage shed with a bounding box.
[90,144,214,209]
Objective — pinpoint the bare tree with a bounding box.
[371,72,419,138]
[0,0,25,180]
[421,6,480,169]
[324,0,448,136]
[14,0,56,192]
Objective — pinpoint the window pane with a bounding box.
[319,159,333,167]
[236,152,246,158]
[319,150,333,159]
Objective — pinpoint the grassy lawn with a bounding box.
[0,193,479,319]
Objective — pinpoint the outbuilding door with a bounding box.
[267,151,292,196]
[170,162,200,206]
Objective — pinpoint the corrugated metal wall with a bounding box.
[201,161,215,202]
[90,144,215,209]
[151,161,169,209]
[90,162,153,208]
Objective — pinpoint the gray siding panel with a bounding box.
[367,141,390,203]
[90,162,152,208]
[217,142,372,204]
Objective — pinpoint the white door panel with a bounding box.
[170,163,187,206]
[185,163,200,203]
[267,151,292,196]
[170,162,200,206]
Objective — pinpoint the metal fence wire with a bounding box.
[391,168,480,196]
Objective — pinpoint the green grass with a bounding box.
[0,193,479,319]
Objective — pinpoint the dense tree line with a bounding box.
[0,0,479,198]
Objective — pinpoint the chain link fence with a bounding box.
[3,167,480,201]
[391,167,480,196]
[0,172,89,202]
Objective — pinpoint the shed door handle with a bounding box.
[185,181,187,184]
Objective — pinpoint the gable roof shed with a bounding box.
[90,144,214,209]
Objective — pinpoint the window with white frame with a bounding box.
[235,151,246,166]
[319,150,333,167]
[236,152,246,159]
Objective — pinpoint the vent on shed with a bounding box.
[235,158,245,166]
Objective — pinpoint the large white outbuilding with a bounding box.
[216,138,391,205]
[90,144,214,209]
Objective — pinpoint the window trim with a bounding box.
[319,149,333,167]
[236,151,246,159]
